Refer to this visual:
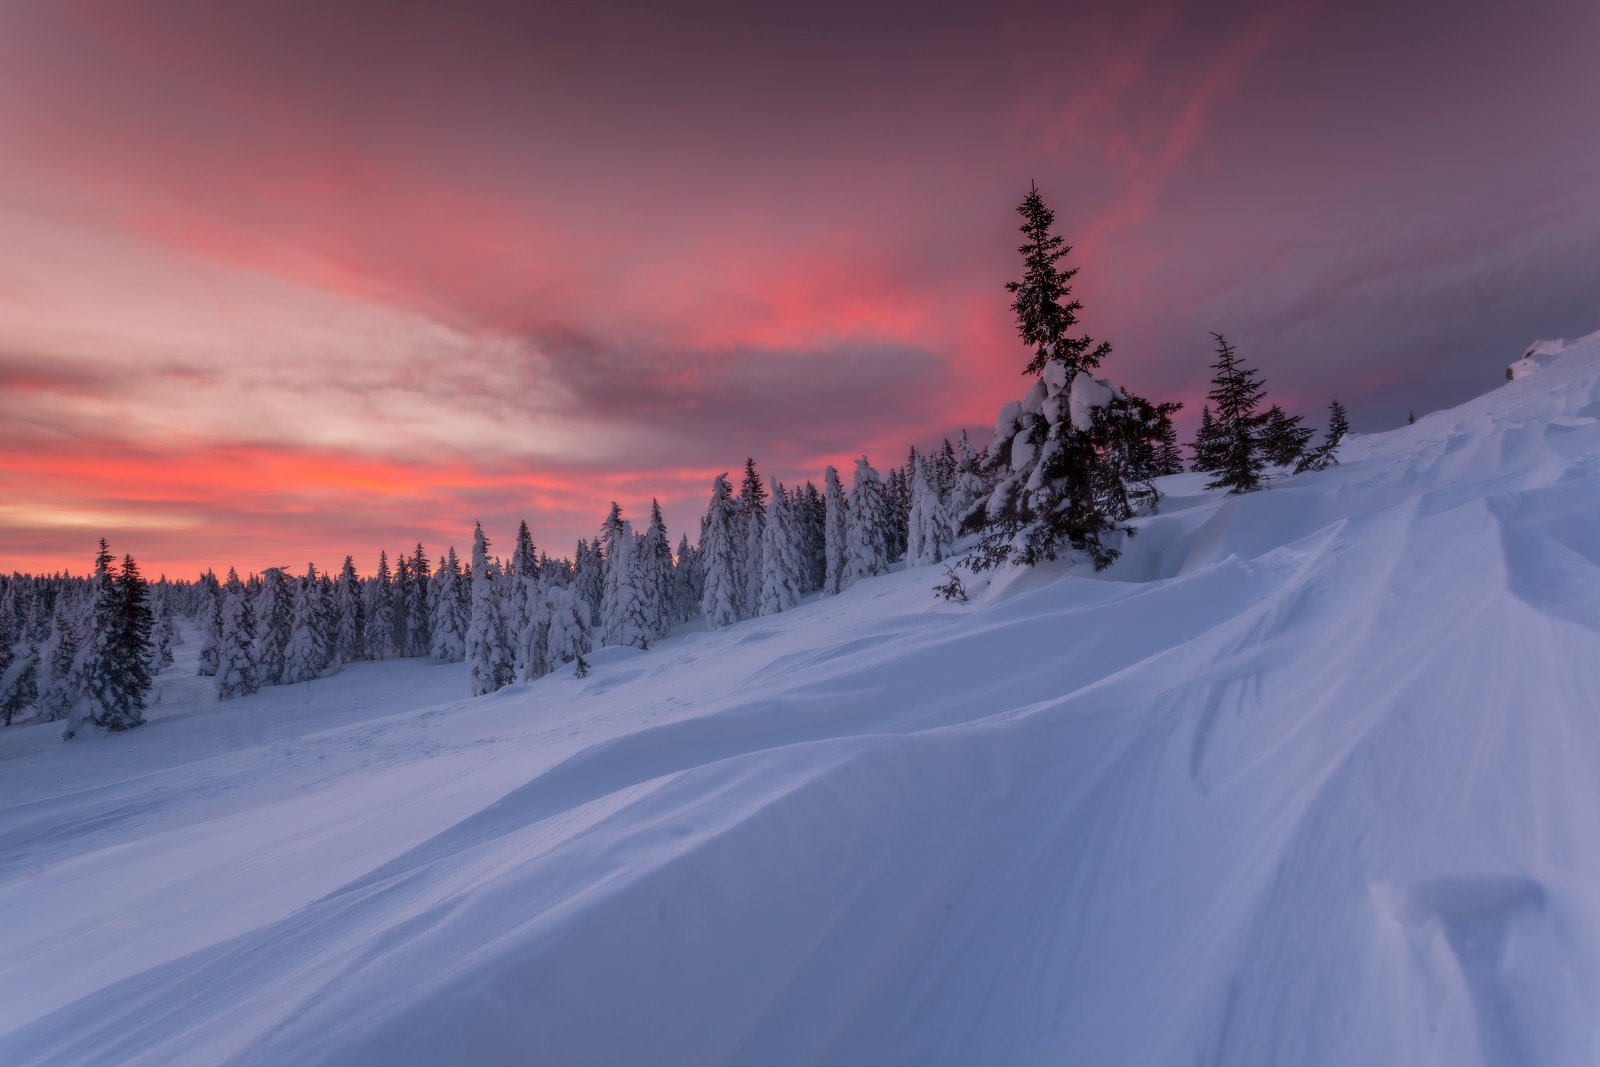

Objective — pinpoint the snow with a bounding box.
[1067,371,1116,430]
[7,333,1600,1064]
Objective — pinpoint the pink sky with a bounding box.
[2,0,1597,577]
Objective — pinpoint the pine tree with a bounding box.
[508,522,537,654]
[1190,405,1221,472]
[738,458,767,619]
[1152,406,1185,476]
[639,500,674,639]
[1007,181,1111,378]
[406,545,432,657]
[1203,333,1270,494]
[758,480,805,615]
[672,533,700,625]
[514,572,551,682]
[466,523,515,695]
[215,581,258,701]
[950,430,987,526]
[429,547,468,662]
[574,538,605,622]
[822,465,849,596]
[196,569,222,677]
[364,552,398,661]
[36,599,81,720]
[797,481,827,593]
[281,565,328,684]
[544,584,592,668]
[962,184,1155,572]
[600,504,646,649]
[1260,405,1314,468]
[65,545,152,736]
[700,473,744,629]
[1294,399,1350,474]
[907,456,955,567]
[331,556,365,667]
[149,584,177,671]
[251,567,293,686]
[845,456,892,586]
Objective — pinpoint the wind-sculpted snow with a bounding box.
[5,332,1600,1065]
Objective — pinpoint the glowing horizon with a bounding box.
[3,0,1598,576]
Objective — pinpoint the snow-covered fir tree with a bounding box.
[543,583,592,668]
[405,545,432,658]
[700,473,744,629]
[64,545,152,737]
[822,465,849,596]
[281,565,328,684]
[960,184,1174,571]
[600,504,647,649]
[672,533,701,625]
[364,551,399,661]
[215,578,257,701]
[949,430,987,523]
[429,547,468,663]
[150,583,177,671]
[466,523,515,696]
[508,522,537,655]
[885,463,911,563]
[197,569,222,677]
[251,566,293,686]
[331,556,365,667]
[758,480,806,615]
[35,598,81,721]
[845,456,892,587]
[514,572,551,682]
[574,538,605,623]
[737,458,767,619]
[638,500,674,639]
[796,481,826,593]
[907,456,955,567]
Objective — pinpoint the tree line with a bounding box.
[0,182,1351,733]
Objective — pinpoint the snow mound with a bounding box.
[6,333,1600,1065]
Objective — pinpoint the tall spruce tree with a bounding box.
[700,473,744,629]
[961,184,1154,571]
[1203,333,1270,494]
[599,505,646,649]
[822,465,849,596]
[1260,405,1314,468]
[429,547,468,662]
[331,556,365,667]
[1008,181,1111,378]
[1190,405,1222,472]
[758,480,805,616]
[1294,399,1350,474]
[197,569,222,677]
[281,565,328,684]
[466,524,515,695]
[845,456,892,586]
[737,458,767,619]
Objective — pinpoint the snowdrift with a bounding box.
[6,331,1600,1065]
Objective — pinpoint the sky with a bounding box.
[2,0,1597,577]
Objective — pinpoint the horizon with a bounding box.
[3,0,1598,576]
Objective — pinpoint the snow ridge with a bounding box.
[5,334,1600,1065]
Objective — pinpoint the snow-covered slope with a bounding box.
[6,332,1600,1066]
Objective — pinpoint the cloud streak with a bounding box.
[1,0,1597,574]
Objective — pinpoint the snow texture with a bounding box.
[6,331,1600,1064]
